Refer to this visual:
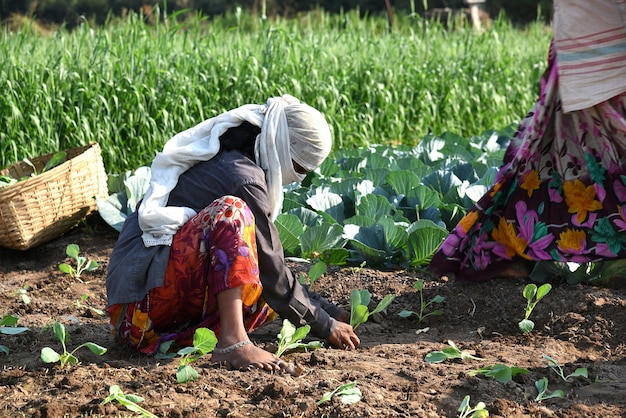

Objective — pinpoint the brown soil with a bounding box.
[1,217,626,418]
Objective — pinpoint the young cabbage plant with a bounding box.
[467,364,528,383]
[176,327,218,383]
[542,354,588,382]
[96,166,151,232]
[11,285,31,305]
[349,289,396,330]
[424,340,483,364]
[519,283,552,333]
[40,321,107,367]
[458,395,489,418]
[275,319,323,358]
[317,381,362,406]
[101,385,158,418]
[534,377,564,402]
[398,279,445,323]
[58,244,99,281]
[1,314,30,355]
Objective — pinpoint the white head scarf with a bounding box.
[137,94,332,247]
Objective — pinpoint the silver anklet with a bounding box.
[213,340,253,354]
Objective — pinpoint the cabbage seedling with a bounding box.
[40,321,107,367]
[317,381,362,405]
[11,285,30,305]
[58,244,99,281]
[1,314,29,355]
[424,340,483,363]
[350,289,396,330]
[467,363,528,383]
[534,377,564,402]
[518,283,552,333]
[458,395,489,418]
[176,327,217,383]
[101,385,158,418]
[275,319,323,358]
[542,354,588,382]
[398,279,444,323]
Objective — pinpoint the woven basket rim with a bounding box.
[0,143,100,197]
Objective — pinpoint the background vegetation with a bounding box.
[1,8,551,175]
[3,0,553,27]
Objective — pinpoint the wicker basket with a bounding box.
[0,143,108,250]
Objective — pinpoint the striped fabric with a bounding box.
[554,0,626,112]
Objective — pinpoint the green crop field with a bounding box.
[0,9,551,175]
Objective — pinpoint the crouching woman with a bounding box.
[105,95,359,372]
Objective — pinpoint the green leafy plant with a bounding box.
[11,285,31,305]
[518,283,552,333]
[275,319,323,358]
[73,294,105,316]
[467,364,528,383]
[101,384,158,418]
[534,377,564,402]
[0,152,67,188]
[96,166,152,232]
[542,355,588,382]
[350,289,396,330]
[317,381,362,405]
[425,340,483,364]
[1,314,30,355]
[40,321,107,367]
[58,244,99,281]
[398,279,445,322]
[458,395,489,418]
[176,327,218,383]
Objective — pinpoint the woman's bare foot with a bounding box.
[211,340,293,373]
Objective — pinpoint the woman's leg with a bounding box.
[211,286,285,371]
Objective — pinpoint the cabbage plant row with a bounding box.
[98,126,511,269]
[275,126,511,269]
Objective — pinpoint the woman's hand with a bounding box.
[327,320,360,350]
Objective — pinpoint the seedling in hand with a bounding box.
[176,327,217,383]
[275,319,323,358]
[101,385,158,418]
[350,289,396,330]
[398,279,444,322]
[40,321,107,367]
[519,283,552,333]
[317,381,362,405]
[467,364,528,383]
[58,244,99,281]
[534,377,564,402]
[425,340,483,363]
[458,395,489,418]
[542,354,588,382]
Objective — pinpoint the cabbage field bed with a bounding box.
[3,131,626,417]
[2,220,626,418]
[4,9,626,417]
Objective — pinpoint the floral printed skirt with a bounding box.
[108,196,276,355]
[430,42,626,282]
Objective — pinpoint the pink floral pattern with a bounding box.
[430,42,626,282]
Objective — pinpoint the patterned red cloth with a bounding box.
[108,196,276,355]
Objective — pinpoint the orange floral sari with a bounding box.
[108,196,276,355]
